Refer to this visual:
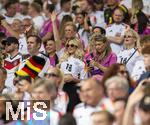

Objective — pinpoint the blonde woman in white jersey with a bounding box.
[117,28,145,80]
[58,38,87,112]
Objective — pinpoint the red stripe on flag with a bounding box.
[28,58,43,70]
[22,67,36,78]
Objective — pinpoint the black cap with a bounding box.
[2,37,19,45]
[139,95,150,112]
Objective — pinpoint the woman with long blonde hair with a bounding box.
[85,33,117,80]
[117,28,145,80]
[58,38,87,112]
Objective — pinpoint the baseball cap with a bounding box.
[2,37,19,46]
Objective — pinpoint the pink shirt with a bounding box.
[39,19,59,38]
[85,52,117,76]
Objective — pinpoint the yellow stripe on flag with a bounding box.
[26,60,41,73]
[16,70,29,76]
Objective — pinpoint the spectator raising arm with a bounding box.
[1,20,20,39]
[51,11,61,51]
[122,80,146,125]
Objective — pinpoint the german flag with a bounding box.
[16,56,46,79]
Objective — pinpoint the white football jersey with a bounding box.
[106,23,126,37]
[60,56,87,79]
[73,98,114,125]
[3,53,23,91]
[106,23,127,54]
[117,48,143,75]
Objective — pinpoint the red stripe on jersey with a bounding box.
[4,59,20,70]
[29,58,43,70]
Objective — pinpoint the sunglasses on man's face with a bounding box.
[66,44,77,48]
[45,73,59,78]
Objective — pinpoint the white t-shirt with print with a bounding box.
[117,48,143,75]
[60,56,87,79]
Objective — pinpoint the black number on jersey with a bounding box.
[120,57,128,64]
[66,64,72,72]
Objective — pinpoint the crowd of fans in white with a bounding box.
[0,0,149,125]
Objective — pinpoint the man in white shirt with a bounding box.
[31,78,61,125]
[17,35,50,79]
[106,7,128,55]
[73,78,114,125]
[2,37,23,93]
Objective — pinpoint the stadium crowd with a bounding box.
[0,0,150,125]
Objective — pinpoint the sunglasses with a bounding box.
[124,35,133,38]
[119,70,128,74]
[45,73,59,77]
[66,44,77,48]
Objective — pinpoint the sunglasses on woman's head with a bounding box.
[66,44,77,48]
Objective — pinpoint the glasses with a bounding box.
[45,73,59,77]
[118,70,128,74]
[66,44,77,48]
[124,35,133,38]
